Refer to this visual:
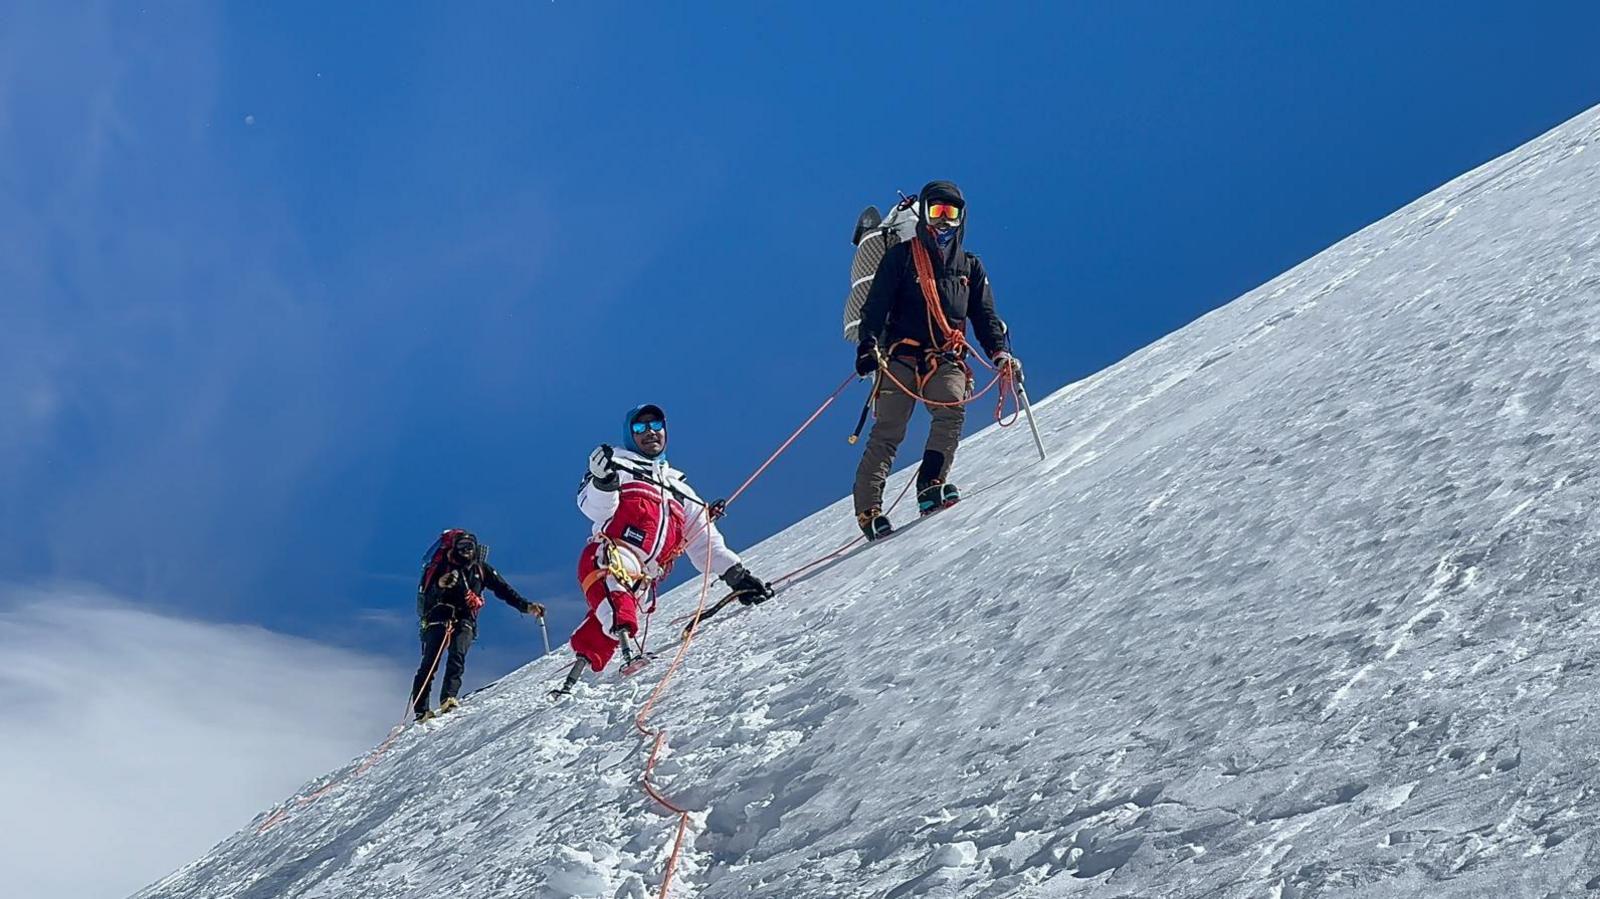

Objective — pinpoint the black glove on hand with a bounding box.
[721,563,776,606]
[855,339,879,377]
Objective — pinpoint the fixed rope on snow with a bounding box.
[632,502,718,897]
[670,474,921,638]
[627,376,862,897]
[256,621,455,835]
[254,357,1036,885]
[629,356,1045,893]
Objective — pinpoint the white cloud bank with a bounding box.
[0,587,404,899]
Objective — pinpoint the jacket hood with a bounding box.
[919,180,964,209]
[623,403,667,457]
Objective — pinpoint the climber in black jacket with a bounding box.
[412,529,544,720]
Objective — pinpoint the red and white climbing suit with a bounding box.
[572,448,741,671]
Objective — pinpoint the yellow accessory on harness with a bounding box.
[581,537,664,596]
[602,538,649,592]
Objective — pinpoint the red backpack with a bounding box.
[417,529,472,616]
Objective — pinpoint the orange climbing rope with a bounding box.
[632,383,978,894]
[256,620,456,834]
[872,353,1020,427]
[770,474,919,589]
[256,361,1011,892]
[630,377,866,897]
[664,474,919,635]
[726,374,856,505]
[631,501,718,897]
[865,236,1022,426]
[628,353,1005,894]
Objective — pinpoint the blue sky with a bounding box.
[5,3,1600,688]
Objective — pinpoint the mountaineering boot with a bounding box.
[857,507,893,541]
[414,707,433,722]
[437,697,461,715]
[917,481,960,517]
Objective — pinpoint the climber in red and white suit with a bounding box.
[569,403,774,674]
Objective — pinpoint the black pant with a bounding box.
[411,617,476,714]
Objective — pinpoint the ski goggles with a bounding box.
[630,420,666,434]
[925,202,963,222]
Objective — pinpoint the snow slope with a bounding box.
[139,105,1600,899]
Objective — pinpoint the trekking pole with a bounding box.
[1016,381,1047,462]
[609,459,712,512]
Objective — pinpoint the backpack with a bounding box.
[842,195,920,343]
[416,529,488,617]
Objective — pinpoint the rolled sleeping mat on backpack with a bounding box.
[843,201,920,343]
[844,233,887,343]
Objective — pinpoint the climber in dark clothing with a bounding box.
[412,529,544,720]
[851,179,1022,539]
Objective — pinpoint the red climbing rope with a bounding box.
[259,363,1009,893]
[866,236,1020,426]
[873,355,1004,408]
[664,473,921,636]
[631,366,974,895]
[995,363,1022,429]
[631,374,892,897]
[724,373,855,507]
[872,353,1021,429]
[632,503,719,898]
[257,621,455,835]
[771,474,918,590]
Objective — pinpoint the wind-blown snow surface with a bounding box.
[141,107,1600,899]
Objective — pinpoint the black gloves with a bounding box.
[855,339,879,377]
[721,563,776,606]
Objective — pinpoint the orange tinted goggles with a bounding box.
[925,202,963,222]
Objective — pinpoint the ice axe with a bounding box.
[848,350,893,444]
[536,611,551,655]
[847,370,881,445]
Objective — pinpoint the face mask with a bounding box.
[934,225,958,246]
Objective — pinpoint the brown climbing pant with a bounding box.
[852,356,969,515]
